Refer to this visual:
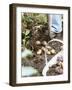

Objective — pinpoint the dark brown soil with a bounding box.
[46,57,63,76]
[46,63,63,76]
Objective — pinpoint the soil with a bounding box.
[22,39,63,76]
[46,63,63,76]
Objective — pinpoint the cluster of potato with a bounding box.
[36,40,56,55]
[47,56,63,76]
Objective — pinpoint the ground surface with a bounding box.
[22,35,63,76]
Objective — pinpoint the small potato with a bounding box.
[36,41,41,45]
[51,49,56,54]
[37,49,42,55]
[46,46,52,50]
[47,51,51,55]
[42,41,48,46]
[41,47,46,51]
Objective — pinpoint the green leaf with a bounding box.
[25,30,30,35]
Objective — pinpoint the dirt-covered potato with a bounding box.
[46,51,51,55]
[42,41,48,46]
[37,49,42,55]
[46,55,63,76]
[45,46,52,50]
[41,47,46,51]
[36,41,41,45]
[50,49,56,54]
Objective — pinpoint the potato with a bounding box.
[42,47,51,55]
[37,49,42,55]
[47,51,51,55]
[36,41,41,45]
[42,41,48,46]
[51,49,56,54]
[46,46,52,50]
[41,46,46,51]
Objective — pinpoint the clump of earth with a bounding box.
[46,56,63,76]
